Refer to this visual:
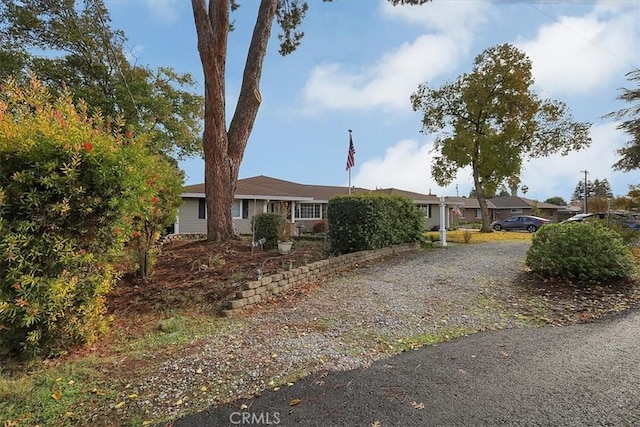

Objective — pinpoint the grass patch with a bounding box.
[0,314,240,427]
[424,229,533,244]
[394,326,473,351]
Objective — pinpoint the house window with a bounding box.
[511,208,523,213]
[242,200,249,219]
[495,209,501,213]
[296,203,322,219]
[416,204,431,218]
[198,199,242,219]
[232,200,241,219]
[475,209,482,219]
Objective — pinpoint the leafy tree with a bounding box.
[589,178,613,212]
[606,69,640,171]
[507,175,520,196]
[0,0,204,159]
[190,0,431,242]
[496,187,510,197]
[593,178,613,199]
[125,150,184,280]
[544,196,567,206]
[571,179,594,204]
[411,43,591,232]
[572,178,613,212]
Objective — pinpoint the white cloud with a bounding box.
[302,1,489,113]
[303,35,462,113]
[521,122,639,200]
[379,0,488,33]
[517,2,640,96]
[143,0,181,23]
[350,138,473,197]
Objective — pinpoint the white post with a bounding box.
[439,196,447,246]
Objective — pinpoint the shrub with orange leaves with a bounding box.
[0,75,182,357]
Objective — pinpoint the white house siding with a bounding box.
[176,198,269,236]
[177,198,207,234]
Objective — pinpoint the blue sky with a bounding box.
[105,0,640,203]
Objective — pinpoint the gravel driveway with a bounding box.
[135,242,537,422]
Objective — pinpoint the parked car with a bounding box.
[563,212,640,229]
[491,215,551,233]
[563,213,598,223]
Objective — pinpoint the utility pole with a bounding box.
[580,170,589,213]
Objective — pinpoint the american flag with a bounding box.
[346,131,355,171]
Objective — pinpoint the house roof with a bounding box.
[183,175,371,202]
[488,196,564,209]
[444,196,497,209]
[372,188,440,204]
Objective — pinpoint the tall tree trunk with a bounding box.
[473,164,492,232]
[191,0,277,242]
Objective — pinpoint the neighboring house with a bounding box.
[444,196,498,225]
[175,175,443,235]
[442,195,565,225]
[487,196,563,222]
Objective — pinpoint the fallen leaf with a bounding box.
[273,387,281,391]
[128,393,138,399]
[267,380,275,387]
[240,404,248,410]
[289,398,302,406]
[174,399,183,406]
[371,421,381,427]
[196,368,203,374]
[142,422,153,426]
[411,401,425,410]
[286,382,294,386]
[114,402,125,409]
[200,386,208,392]
[51,391,62,401]
[67,380,75,385]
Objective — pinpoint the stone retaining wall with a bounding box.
[222,243,420,317]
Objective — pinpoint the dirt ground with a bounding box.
[107,237,331,317]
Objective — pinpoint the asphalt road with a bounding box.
[174,309,640,427]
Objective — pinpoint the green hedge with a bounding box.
[327,193,422,254]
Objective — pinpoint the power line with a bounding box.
[527,3,640,71]
[93,0,142,122]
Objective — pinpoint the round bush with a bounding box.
[525,222,636,284]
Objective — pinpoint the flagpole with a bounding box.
[348,129,352,194]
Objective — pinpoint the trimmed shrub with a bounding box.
[525,222,636,285]
[312,220,327,234]
[253,213,281,250]
[327,193,422,254]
